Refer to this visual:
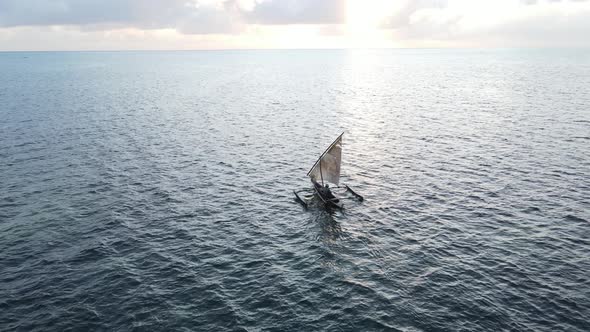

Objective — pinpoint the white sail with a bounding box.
[307,133,343,185]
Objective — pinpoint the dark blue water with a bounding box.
[1,49,589,331]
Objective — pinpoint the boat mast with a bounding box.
[319,159,324,185]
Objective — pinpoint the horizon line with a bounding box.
[1,46,588,53]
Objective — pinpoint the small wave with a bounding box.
[564,214,587,223]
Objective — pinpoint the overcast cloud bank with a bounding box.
[0,0,588,50]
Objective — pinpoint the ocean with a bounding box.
[1,49,589,331]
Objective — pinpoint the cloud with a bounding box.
[0,0,346,35]
[0,0,168,27]
[1,0,589,49]
[522,0,588,4]
[379,0,460,41]
[381,0,449,29]
[0,0,241,34]
[177,3,244,34]
[472,6,590,47]
[243,0,346,24]
[381,0,590,47]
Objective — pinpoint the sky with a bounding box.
[0,0,589,51]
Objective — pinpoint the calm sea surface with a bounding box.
[1,49,589,331]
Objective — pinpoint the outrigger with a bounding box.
[293,132,364,209]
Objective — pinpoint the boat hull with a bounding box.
[312,182,343,209]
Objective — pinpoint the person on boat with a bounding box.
[312,179,339,203]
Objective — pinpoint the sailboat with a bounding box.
[294,132,364,209]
